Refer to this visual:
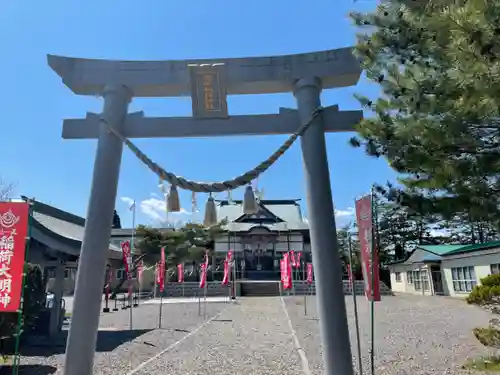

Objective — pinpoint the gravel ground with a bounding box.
[284,294,496,375]
[13,295,497,375]
[133,297,304,375]
[18,300,228,375]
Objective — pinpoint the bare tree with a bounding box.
[0,178,16,201]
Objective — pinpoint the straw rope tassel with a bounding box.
[243,185,258,214]
[167,183,180,212]
[204,195,217,227]
[101,107,323,194]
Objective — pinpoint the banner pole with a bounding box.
[370,187,376,375]
[349,232,363,375]
[128,204,136,331]
[158,293,163,328]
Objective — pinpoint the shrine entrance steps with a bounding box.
[239,280,281,297]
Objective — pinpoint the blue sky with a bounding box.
[1,0,397,228]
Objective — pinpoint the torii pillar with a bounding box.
[48,48,363,375]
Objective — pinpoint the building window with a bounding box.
[116,268,136,279]
[116,269,126,280]
[413,271,421,290]
[395,272,402,282]
[407,271,413,284]
[64,269,71,279]
[491,264,500,275]
[421,270,430,290]
[451,266,477,293]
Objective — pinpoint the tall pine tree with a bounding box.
[350,0,500,228]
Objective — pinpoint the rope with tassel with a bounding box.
[101,107,323,194]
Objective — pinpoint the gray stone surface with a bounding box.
[18,295,493,375]
[284,294,495,375]
[20,301,228,375]
[133,298,303,375]
[62,106,362,139]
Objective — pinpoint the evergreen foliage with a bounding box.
[350,0,500,227]
[0,264,45,348]
[467,274,500,349]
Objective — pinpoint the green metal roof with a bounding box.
[417,241,500,257]
[417,244,466,255]
[441,240,500,256]
[388,240,500,266]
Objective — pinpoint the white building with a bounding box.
[388,241,500,297]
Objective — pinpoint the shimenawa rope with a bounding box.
[102,107,323,194]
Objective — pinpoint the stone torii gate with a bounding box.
[48,47,363,375]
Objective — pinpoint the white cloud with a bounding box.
[302,206,356,225]
[335,207,355,218]
[120,197,135,208]
[137,196,192,226]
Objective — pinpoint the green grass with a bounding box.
[464,356,500,372]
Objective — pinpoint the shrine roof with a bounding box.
[217,199,308,232]
[21,196,122,260]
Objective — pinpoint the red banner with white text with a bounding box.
[281,253,292,290]
[0,202,29,312]
[306,263,313,284]
[177,264,184,283]
[199,264,207,289]
[121,241,132,281]
[159,247,166,292]
[222,260,230,285]
[355,195,381,302]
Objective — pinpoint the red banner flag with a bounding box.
[137,260,144,282]
[104,267,113,299]
[227,250,233,262]
[155,263,160,284]
[296,252,302,268]
[281,253,292,290]
[158,247,166,292]
[204,251,209,268]
[306,263,313,284]
[120,241,132,281]
[0,202,29,312]
[347,264,354,287]
[290,250,296,268]
[177,264,184,283]
[222,260,230,285]
[355,195,381,302]
[199,263,207,288]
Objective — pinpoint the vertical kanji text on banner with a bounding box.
[0,202,29,312]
